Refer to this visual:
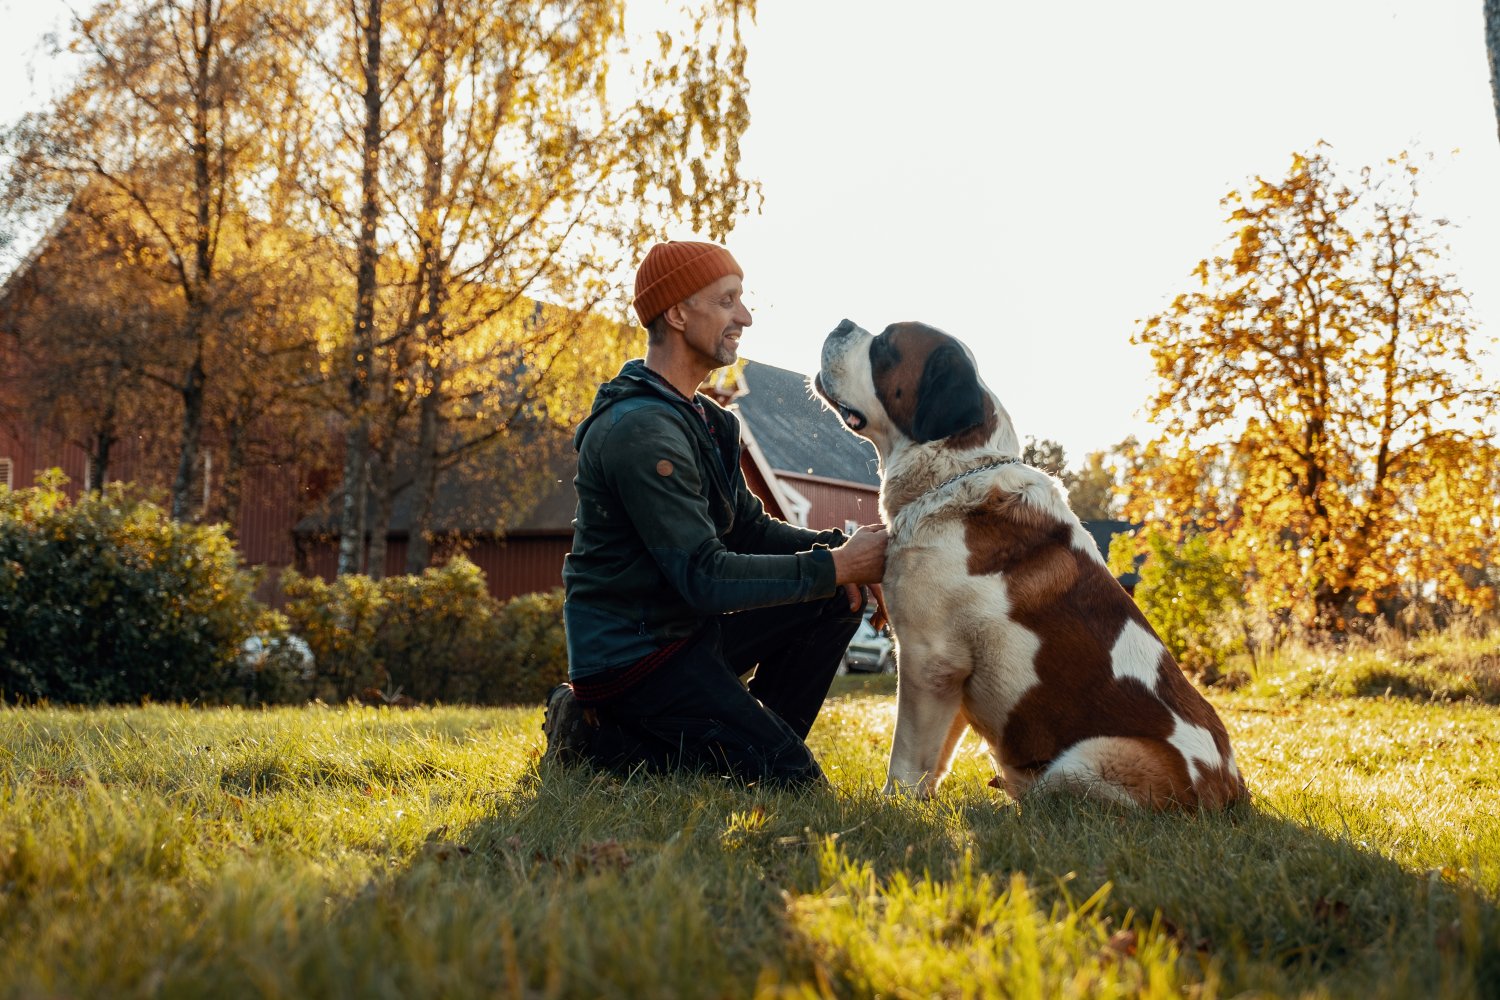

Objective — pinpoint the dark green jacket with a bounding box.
[562,360,842,681]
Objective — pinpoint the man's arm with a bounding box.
[831,525,889,619]
[598,409,839,615]
[721,428,886,612]
[726,475,843,555]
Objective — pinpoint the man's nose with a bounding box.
[736,301,753,327]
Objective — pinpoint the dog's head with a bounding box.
[814,319,1018,459]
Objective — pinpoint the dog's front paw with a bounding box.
[882,773,938,799]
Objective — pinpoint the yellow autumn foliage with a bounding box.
[1125,149,1499,626]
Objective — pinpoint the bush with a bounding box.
[234,609,318,706]
[1,473,568,706]
[0,474,264,704]
[480,588,567,704]
[1109,527,1247,680]
[279,559,565,705]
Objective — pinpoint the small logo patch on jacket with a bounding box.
[656,459,674,476]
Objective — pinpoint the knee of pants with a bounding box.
[704,728,824,787]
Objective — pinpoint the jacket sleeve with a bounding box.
[726,471,846,555]
[598,408,839,615]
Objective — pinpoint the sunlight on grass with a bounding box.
[1241,625,1500,704]
[773,843,1198,1000]
[3,641,1499,998]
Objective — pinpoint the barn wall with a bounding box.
[297,534,571,603]
[778,472,881,532]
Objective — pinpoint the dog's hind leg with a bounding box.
[1032,736,1196,809]
[884,646,970,798]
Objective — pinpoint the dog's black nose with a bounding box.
[832,318,855,336]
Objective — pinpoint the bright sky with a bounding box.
[5,0,1499,461]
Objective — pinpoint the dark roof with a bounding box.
[734,360,880,487]
[509,463,577,532]
[296,358,880,538]
[1080,519,1131,559]
[0,205,70,306]
[296,436,578,536]
[1081,519,1141,588]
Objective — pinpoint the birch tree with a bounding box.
[2,0,282,520]
[1486,0,1500,143]
[301,0,760,575]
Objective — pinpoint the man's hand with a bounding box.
[832,523,888,587]
[842,582,890,625]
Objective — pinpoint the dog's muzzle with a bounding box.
[813,372,868,431]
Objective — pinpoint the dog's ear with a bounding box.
[912,344,985,443]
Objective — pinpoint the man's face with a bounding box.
[676,273,752,368]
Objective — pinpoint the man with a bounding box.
[546,240,888,786]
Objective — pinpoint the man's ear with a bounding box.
[661,301,689,332]
[911,344,985,443]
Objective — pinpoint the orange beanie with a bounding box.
[632,241,743,326]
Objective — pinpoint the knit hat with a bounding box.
[632,241,743,326]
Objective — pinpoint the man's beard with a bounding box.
[712,334,738,367]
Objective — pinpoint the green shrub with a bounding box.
[0,473,263,704]
[279,560,564,705]
[479,588,567,704]
[1109,527,1247,680]
[277,568,388,700]
[376,560,501,702]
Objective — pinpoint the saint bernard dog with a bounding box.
[815,319,1247,810]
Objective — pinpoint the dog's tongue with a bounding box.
[839,404,867,431]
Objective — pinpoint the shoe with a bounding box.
[541,683,589,766]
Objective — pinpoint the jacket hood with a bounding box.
[573,359,697,450]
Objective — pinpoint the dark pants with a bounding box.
[578,591,864,787]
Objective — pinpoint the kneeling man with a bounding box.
[546,240,887,786]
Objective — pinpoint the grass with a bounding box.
[2,642,1499,998]
[1235,622,1500,704]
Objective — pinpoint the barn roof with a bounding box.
[296,357,880,537]
[295,443,578,537]
[734,360,880,487]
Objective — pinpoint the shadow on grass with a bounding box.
[1336,663,1500,705]
[941,794,1500,997]
[1246,641,1500,705]
[359,754,1500,999]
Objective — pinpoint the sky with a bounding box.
[4,0,1499,461]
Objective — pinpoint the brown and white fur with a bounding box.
[814,319,1246,810]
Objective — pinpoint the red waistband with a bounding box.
[571,637,690,705]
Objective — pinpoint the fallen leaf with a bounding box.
[570,839,633,875]
[1435,919,1464,954]
[1105,930,1138,957]
[422,841,472,862]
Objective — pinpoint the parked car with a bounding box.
[842,610,894,673]
[239,633,316,681]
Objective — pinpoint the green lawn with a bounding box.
[2,671,1498,998]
